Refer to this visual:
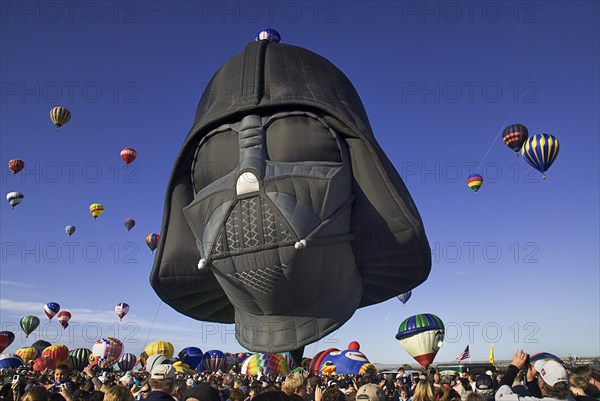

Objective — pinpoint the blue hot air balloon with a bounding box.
[521,134,560,179]
[44,302,60,320]
[202,350,225,373]
[397,291,412,305]
[178,347,203,370]
[255,28,281,43]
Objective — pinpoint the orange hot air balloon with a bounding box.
[8,159,25,175]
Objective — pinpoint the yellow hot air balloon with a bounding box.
[50,107,71,130]
[144,340,174,358]
[89,203,104,220]
[16,347,38,363]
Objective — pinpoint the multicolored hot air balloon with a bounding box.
[0,331,15,353]
[241,353,290,375]
[124,218,136,232]
[521,134,560,179]
[467,174,483,193]
[92,338,124,370]
[8,159,25,175]
[57,311,71,329]
[42,344,70,366]
[69,348,92,371]
[395,313,445,370]
[44,302,60,320]
[255,28,281,43]
[502,124,529,156]
[307,342,375,375]
[15,347,37,364]
[117,353,137,372]
[202,350,226,373]
[89,203,104,220]
[50,106,71,130]
[0,354,24,369]
[115,303,130,320]
[20,315,40,338]
[6,191,24,208]
[178,347,203,370]
[146,233,159,253]
[120,148,137,167]
[397,291,412,305]
[65,225,76,237]
[144,340,174,358]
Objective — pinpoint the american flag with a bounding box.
[456,345,470,361]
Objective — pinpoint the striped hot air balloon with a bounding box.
[397,290,412,305]
[240,353,290,375]
[467,174,483,193]
[117,353,137,372]
[20,316,40,338]
[146,233,159,253]
[50,106,71,129]
[202,350,226,373]
[521,134,560,179]
[6,191,24,209]
[502,124,529,156]
[69,348,92,371]
[395,313,445,370]
[89,203,104,220]
[44,302,60,320]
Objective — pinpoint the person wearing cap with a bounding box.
[356,383,386,401]
[474,375,494,401]
[145,365,176,401]
[496,350,570,401]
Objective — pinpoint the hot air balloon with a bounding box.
[32,357,55,371]
[120,148,137,167]
[57,311,71,329]
[42,344,70,365]
[8,159,25,175]
[31,340,51,358]
[178,347,203,370]
[92,338,124,370]
[530,352,565,365]
[240,353,290,376]
[202,350,226,373]
[144,340,174,358]
[502,124,529,156]
[521,134,560,179]
[15,347,37,364]
[115,303,130,320]
[308,343,375,376]
[255,28,281,43]
[65,225,76,237]
[117,353,137,372]
[89,203,104,220]
[0,331,15,353]
[6,191,24,208]
[20,316,40,338]
[0,354,24,369]
[467,174,483,193]
[395,313,445,370]
[44,302,60,320]
[50,106,71,130]
[124,218,135,232]
[69,348,92,371]
[146,233,159,253]
[397,291,412,305]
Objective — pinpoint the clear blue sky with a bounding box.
[1,1,598,366]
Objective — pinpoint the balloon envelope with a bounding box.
[146,234,159,252]
[124,218,136,232]
[0,354,24,369]
[467,174,483,193]
[92,338,124,369]
[31,340,51,357]
[502,124,529,155]
[144,340,174,358]
[50,106,71,128]
[0,331,15,353]
[120,148,137,166]
[15,347,37,363]
[65,225,76,237]
[115,303,130,320]
[57,311,71,329]
[255,28,281,43]
[178,347,203,370]
[89,203,104,219]
[42,344,70,365]
[395,313,445,370]
[44,302,60,320]
[202,350,225,373]
[241,353,289,375]
[117,353,137,371]
[20,316,40,337]
[397,291,412,304]
[6,191,24,208]
[8,159,25,175]
[521,134,560,179]
[69,348,92,371]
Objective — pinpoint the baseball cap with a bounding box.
[356,384,385,401]
[146,354,167,373]
[534,360,568,386]
[150,364,175,380]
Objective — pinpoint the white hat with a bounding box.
[146,354,167,373]
[534,360,567,386]
[186,378,195,387]
[150,364,175,380]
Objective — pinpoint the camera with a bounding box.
[12,375,20,384]
[524,354,531,370]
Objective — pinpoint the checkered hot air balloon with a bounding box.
[92,338,124,370]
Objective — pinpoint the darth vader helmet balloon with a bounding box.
[150,34,431,353]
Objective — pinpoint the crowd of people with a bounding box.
[1,350,598,401]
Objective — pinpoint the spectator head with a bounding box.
[22,386,49,401]
[573,366,600,396]
[183,383,221,401]
[412,381,436,401]
[149,364,175,393]
[534,360,569,399]
[104,385,135,401]
[282,373,305,396]
[356,384,385,401]
[54,365,70,383]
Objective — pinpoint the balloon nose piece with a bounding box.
[198,258,208,271]
[236,172,259,196]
